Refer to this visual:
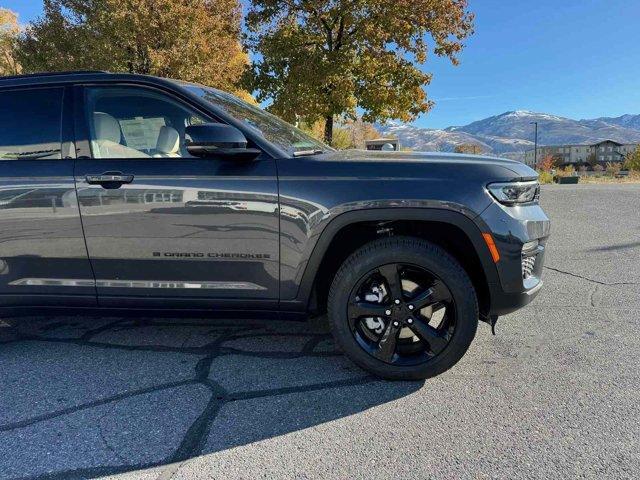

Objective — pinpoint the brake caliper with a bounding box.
[363,284,386,334]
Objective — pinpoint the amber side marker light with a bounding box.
[482,233,501,263]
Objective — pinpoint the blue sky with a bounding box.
[5,0,640,129]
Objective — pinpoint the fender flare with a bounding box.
[291,207,500,308]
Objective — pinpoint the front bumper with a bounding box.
[478,201,550,316]
[488,277,544,316]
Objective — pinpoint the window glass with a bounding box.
[0,88,63,160]
[119,117,167,151]
[178,81,332,156]
[85,87,208,159]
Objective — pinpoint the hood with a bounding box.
[318,149,538,180]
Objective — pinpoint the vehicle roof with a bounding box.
[0,71,180,89]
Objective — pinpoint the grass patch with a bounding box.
[577,172,640,184]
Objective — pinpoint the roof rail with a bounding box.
[0,70,110,81]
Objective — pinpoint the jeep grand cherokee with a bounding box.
[0,72,550,379]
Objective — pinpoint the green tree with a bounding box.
[0,8,21,76]
[624,146,640,171]
[245,0,474,143]
[15,0,246,91]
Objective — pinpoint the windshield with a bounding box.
[181,83,332,156]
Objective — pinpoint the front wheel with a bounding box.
[328,236,478,380]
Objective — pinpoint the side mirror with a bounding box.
[185,123,261,161]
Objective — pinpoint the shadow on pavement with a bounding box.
[585,240,640,253]
[0,315,423,479]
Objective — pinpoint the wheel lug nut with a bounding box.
[407,318,413,324]
[393,321,399,327]
[408,305,414,310]
[394,299,400,305]
[385,309,391,316]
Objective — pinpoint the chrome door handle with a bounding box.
[85,172,134,186]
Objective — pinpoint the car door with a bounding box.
[0,85,97,307]
[73,84,279,309]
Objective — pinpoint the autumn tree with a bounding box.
[300,117,381,149]
[245,0,474,144]
[346,118,382,149]
[552,153,565,167]
[454,143,483,154]
[0,8,21,76]
[624,146,640,171]
[15,0,246,91]
[536,154,554,172]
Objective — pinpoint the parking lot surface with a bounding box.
[1,184,639,480]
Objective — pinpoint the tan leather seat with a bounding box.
[92,112,149,159]
[153,126,181,158]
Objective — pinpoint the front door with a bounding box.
[73,84,279,309]
[0,86,96,307]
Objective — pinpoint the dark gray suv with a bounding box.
[0,72,550,379]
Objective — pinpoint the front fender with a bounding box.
[279,205,500,310]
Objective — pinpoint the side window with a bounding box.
[0,88,63,160]
[85,87,209,159]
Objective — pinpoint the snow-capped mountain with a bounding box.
[378,110,640,159]
[592,114,640,131]
[380,123,494,153]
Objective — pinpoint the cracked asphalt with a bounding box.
[1,183,639,480]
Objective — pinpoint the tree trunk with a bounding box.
[324,115,333,145]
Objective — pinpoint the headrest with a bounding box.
[93,112,121,144]
[156,126,180,154]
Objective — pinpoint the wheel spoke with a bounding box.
[348,301,389,319]
[411,280,452,309]
[409,317,449,354]
[379,264,404,301]
[431,280,453,303]
[374,321,400,362]
[430,302,447,313]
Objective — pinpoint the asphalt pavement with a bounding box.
[1,183,639,479]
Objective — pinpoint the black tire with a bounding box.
[328,236,478,380]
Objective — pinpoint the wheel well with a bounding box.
[310,220,490,318]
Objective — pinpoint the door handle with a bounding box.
[85,172,134,187]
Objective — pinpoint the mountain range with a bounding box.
[377,111,640,160]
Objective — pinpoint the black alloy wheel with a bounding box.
[328,236,478,380]
[348,262,455,366]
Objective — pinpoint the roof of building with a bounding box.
[591,139,624,146]
[365,138,399,144]
[526,139,636,153]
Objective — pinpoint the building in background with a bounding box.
[365,138,400,151]
[524,140,637,167]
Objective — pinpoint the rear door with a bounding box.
[0,86,96,307]
[73,84,279,309]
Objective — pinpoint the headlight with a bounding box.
[487,181,540,205]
